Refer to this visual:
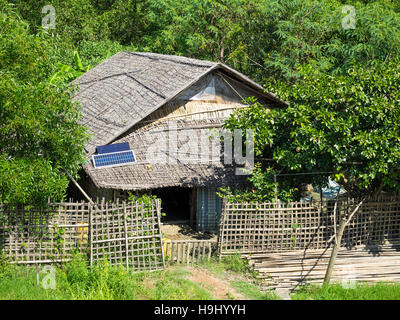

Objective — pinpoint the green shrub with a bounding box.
[0,253,9,279]
[221,254,252,274]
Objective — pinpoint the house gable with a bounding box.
[73,52,286,155]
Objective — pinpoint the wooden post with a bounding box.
[89,205,93,267]
[123,202,129,271]
[217,198,227,261]
[156,199,166,269]
[186,243,190,265]
[35,263,40,288]
[171,241,175,263]
[62,167,94,204]
[324,217,346,285]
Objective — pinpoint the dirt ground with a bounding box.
[161,223,218,241]
[185,266,248,300]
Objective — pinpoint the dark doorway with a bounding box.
[152,187,192,223]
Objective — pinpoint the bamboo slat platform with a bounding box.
[244,243,400,291]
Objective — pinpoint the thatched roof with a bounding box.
[83,119,247,190]
[75,52,286,191]
[73,52,286,154]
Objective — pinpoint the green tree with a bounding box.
[7,0,400,83]
[225,61,400,199]
[0,5,88,205]
[49,51,92,85]
[8,0,110,45]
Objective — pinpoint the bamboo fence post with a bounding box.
[191,242,195,266]
[89,205,93,267]
[123,202,129,271]
[177,242,181,263]
[187,242,191,265]
[156,199,166,269]
[35,262,39,287]
[217,198,227,260]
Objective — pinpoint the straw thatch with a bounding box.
[74,52,286,192]
[83,119,246,190]
[73,52,285,153]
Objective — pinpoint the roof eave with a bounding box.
[216,63,288,108]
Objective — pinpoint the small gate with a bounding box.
[89,200,165,272]
[163,239,217,264]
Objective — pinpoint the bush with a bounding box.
[0,253,9,279]
[220,254,251,274]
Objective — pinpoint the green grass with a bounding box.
[197,254,258,277]
[0,254,213,300]
[5,253,399,300]
[0,253,272,300]
[292,283,400,300]
[197,254,279,300]
[230,280,279,300]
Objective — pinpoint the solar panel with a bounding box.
[92,150,136,168]
[96,142,130,155]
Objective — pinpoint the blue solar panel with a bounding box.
[92,150,136,168]
[96,142,130,155]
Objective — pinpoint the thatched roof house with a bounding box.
[73,52,286,231]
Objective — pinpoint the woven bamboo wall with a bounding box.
[218,196,400,256]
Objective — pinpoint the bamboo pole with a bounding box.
[35,263,40,288]
[89,205,93,267]
[123,202,129,271]
[62,168,94,204]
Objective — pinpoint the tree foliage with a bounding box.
[0,6,88,204]
[225,61,400,199]
[3,0,400,203]
[7,0,400,82]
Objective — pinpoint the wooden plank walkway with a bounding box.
[244,243,400,291]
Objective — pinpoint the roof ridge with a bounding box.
[102,63,220,147]
[73,52,287,154]
[124,52,216,68]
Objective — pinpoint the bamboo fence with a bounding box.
[0,202,90,264]
[218,195,400,256]
[0,200,165,272]
[90,200,165,271]
[163,239,217,265]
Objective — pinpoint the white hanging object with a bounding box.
[189,75,216,101]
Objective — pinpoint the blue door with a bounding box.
[197,188,222,232]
